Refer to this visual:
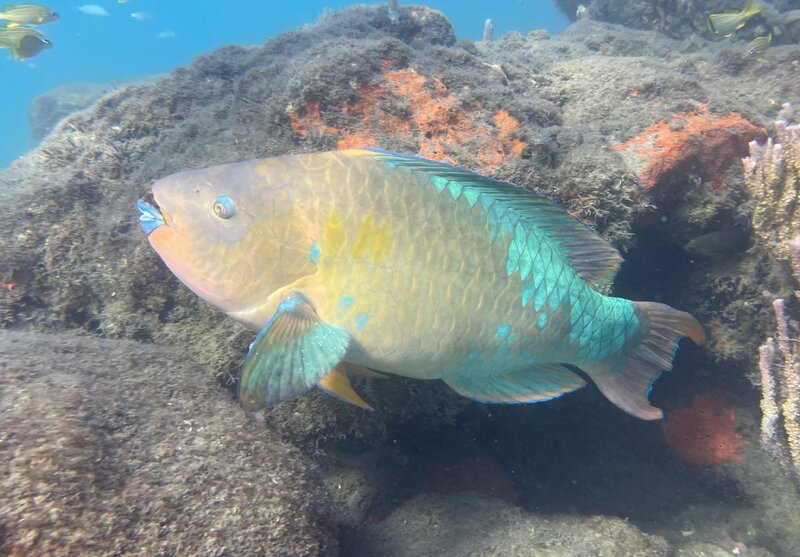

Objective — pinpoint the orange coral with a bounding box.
[287,68,527,173]
[614,107,764,212]
[287,99,338,138]
[493,110,527,158]
[662,391,749,467]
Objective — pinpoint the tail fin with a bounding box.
[582,302,705,420]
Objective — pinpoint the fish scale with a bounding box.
[139,148,705,418]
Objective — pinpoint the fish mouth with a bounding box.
[137,198,167,236]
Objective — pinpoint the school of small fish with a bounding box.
[0,0,168,60]
[0,3,57,60]
[708,0,772,58]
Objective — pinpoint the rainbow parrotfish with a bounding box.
[137,148,705,419]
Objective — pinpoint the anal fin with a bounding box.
[444,364,586,404]
[319,365,374,410]
[341,362,386,379]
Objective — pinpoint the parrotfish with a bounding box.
[138,148,704,419]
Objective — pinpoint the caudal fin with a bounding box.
[582,301,705,420]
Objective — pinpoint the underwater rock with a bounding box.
[0,331,336,556]
[342,492,670,556]
[554,0,797,41]
[613,107,765,221]
[28,78,159,141]
[675,541,775,557]
[29,82,115,140]
[420,450,519,505]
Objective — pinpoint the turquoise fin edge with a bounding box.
[443,364,587,405]
[354,147,623,290]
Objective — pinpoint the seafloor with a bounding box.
[1,2,800,556]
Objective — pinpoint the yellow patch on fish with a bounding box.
[351,215,394,262]
[254,161,271,178]
[371,221,393,263]
[351,215,376,259]
[324,211,346,254]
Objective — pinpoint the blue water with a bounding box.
[0,1,568,168]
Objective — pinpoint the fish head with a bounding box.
[18,34,51,59]
[42,10,59,23]
[138,159,313,315]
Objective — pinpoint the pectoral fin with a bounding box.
[238,292,350,412]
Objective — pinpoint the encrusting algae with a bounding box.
[287,66,528,173]
[614,106,764,217]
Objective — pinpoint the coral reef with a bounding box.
[759,293,800,484]
[743,108,800,485]
[662,391,749,467]
[288,66,528,172]
[554,0,799,41]
[0,331,335,556]
[0,4,800,554]
[743,111,800,269]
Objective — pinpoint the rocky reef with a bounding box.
[28,78,159,141]
[554,0,800,42]
[0,331,335,556]
[1,3,800,555]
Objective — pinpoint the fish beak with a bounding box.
[137,198,166,236]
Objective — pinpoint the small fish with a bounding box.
[157,30,175,39]
[719,533,749,555]
[482,18,493,42]
[130,11,151,20]
[0,25,51,59]
[746,33,772,57]
[138,149,704,419]
[707,0,761,37]
[78,4,109,17]
[0,3,58,27]
[685,217,750,260]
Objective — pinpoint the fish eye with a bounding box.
[212,196,235,219]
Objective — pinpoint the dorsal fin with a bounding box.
[351,148,623,290]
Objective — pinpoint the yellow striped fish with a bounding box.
[0,3,58,27]
[137,149,704,419]
[707,0,760,37]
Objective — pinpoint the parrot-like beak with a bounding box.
[137,198,166,236]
